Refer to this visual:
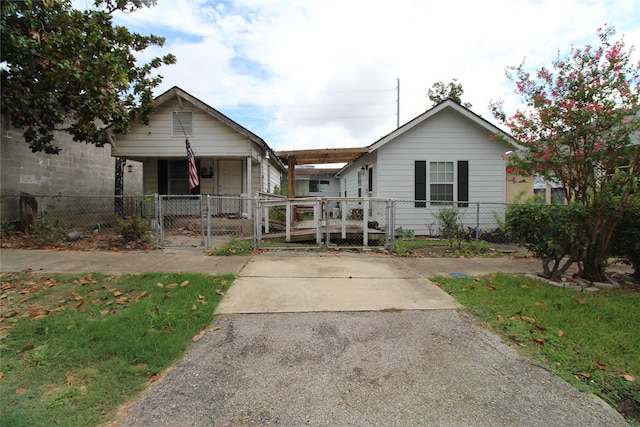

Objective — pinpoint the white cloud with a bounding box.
[111,0,640,155]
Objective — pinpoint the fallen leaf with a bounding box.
[535,301,549,311]
[517,342,527,347]
[113,291,123,297]
[595,362,606,370]
[622,374,636,382]
[0,371,4,378]
[208,327,220,333]
[15,388,29,395]
[192,331,205,342]
[531,338,544,347]
[150,373,161,382]
[474,277,482,282]
[156,282,164,288]
[135,291,147,302]
[180,280,189,287]
[167,283,178,289]
[487,285,496,291]
[76,299,85,309]
[220,279,228,287]
[558,329,564,337]
[135,363,147,369]
[215,290,224,296]
[497,315,505,322]
[522,316,536,323]
[578,372,591,379]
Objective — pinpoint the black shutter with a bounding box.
[368,167,373,193]
[415,161,426,207]
[158,160,168,195]
[458,160,469,207]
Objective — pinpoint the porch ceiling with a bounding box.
[276,147,367,165]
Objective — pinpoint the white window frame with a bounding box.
[429,161,454,203]
[172,111,193,137]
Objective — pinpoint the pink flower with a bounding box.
[543,154,550,161]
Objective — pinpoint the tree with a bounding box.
[427,78,472,108]
[490,25,640,281]
[1,0,176,154]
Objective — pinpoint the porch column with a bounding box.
[246,156,252,197]
[287,156,296,197]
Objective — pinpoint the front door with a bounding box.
[218,160,243,195]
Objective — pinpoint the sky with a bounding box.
[107,0,640,157]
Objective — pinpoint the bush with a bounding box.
[118,215,151,243]
[610,200,640,278]
[433,207,462,245]
[505,200,588,280]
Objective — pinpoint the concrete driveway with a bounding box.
[118,253,628,427]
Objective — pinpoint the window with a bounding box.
[430,161,454,203]
[309,180,330,193]
[551,187,566,204]
[172,111,193,137]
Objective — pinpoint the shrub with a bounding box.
[505,200,588,281]
[118,215,151,243]
[610,200,640,279]
[433,207,462,246]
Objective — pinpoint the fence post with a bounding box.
[285,200,291,243]
[387,200,396,252]
[363,198,369,247]
[253,197,260,250]
[206,196,211,250]
[475,202,480,248]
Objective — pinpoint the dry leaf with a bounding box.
[578,372,591,379]
[0,371,4,379]
[192,331,205,342]
[487,285,496,291]
[558,329,564,337]
[208,327,220,333]
[135,363,147,369]
[180,280,189,287]
[113,291,123,297]
[522,316,536,323]
[497,315,505,322]
[135,291,147,302]
[517,342,527,347]
[220,279,228,288]
[15,388,29,395]
[622,374,636,382]
[474,277,482,282]
[595,362,606,370]
[215,290,224,296]
[76,299,85,309]
[167,283,178,289]
[156,282,164,288]
[531,338,544,347]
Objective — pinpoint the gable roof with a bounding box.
[369,98,518,152]
[154,86,285,171]
[337,99,520,175]
[105,86,286,171]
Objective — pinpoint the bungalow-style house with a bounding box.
[105,86,286,215]
[336,99,520,235]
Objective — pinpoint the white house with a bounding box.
[336,99,518,235]
[106,86,286,199]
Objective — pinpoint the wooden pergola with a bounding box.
[276,147,368,197]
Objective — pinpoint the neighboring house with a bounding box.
[294,166,341,198]
[1,113,143,197]
[336,99,520,235]
[105,86,286,215]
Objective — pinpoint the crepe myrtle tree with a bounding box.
[1,0,176,154]
[490,25,640,282]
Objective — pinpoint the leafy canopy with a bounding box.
[1,0,176,154]
[490,25,640,281]
[427,78,472,108]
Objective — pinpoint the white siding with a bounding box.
[376,108,506,203]
[111,100,254,158]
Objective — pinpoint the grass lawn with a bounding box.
[0,271,234,427]
[433,272,640,425]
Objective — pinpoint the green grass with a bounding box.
[433,273,640,425]
[208,238,253,255]
[395,237,492,257]
[0,271,234,427]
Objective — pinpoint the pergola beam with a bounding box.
[276,147,368,197]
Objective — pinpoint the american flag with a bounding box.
[185,139,199,190]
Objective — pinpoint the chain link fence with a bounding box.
[1,194,513,251]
